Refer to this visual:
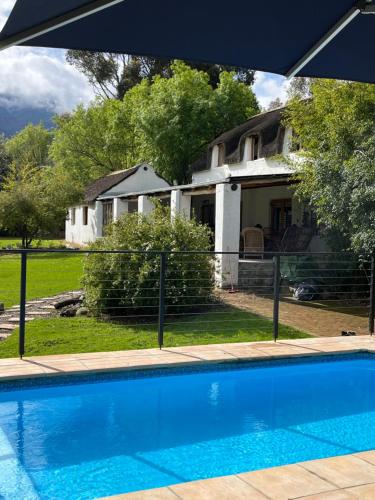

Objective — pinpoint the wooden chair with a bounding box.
[241,227,264,258]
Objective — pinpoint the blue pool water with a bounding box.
[1,354,375,499]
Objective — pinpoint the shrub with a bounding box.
[82,205,214,318]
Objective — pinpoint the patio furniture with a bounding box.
[242,227,264,258]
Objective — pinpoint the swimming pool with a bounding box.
[0,353,375,499]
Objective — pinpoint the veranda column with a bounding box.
[94,200,103,238]
[138,195,154,215]
[214,183,241,287]
[113,198,128,221]
[171,189,191,219]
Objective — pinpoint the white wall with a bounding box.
[65,203,97,245]
[215,183,241,287]
[66,165,170,244]
[104,165,169,197]
[192,129,294,186]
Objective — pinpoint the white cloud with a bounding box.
[0,0,17,30]
[0,2,288,114]
[253,72,290,110]
[0,1,94,113]
[0,46,95,112]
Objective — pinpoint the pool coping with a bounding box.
[0,335,374,383]
[1,336,375,499]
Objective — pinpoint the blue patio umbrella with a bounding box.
[0,0,374,83]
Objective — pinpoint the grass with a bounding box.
[0,310,309,358]
[0,238,65,249]
[0,253,83,307]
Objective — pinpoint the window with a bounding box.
[271,199,292,233]
[128,201,138,213]
[245,136,260,161]
[253,136,259,160]
[102,201,113,229]
[217,143,225,166]
[82,206,88,226]
[71,208,76,225]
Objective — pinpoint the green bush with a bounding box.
[82,205,215,318]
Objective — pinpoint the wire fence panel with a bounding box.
[0,249,373,357]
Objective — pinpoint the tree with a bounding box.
[0,163,80,247]
[50,99,140,188]
[5,123,52,169]
[126,61,260,182]
[287,77,311,100]
[66,51,255,99]
[0,134,10,186]
[82,204,214,317]
[286,79,375,252]
[267,97,283,110]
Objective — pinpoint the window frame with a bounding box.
[82,206,88,226]
[71,207,76,226]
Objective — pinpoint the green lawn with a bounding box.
[0,238,66,249]
[0,310,309,358]
[0,253,83,307]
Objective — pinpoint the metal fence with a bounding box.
[0,248,374,358]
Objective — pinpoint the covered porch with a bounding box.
[97,175,319,287]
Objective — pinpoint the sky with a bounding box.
[0,0,289,113]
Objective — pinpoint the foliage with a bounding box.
[0,163,80,247]
[4,123,52,169]
[0,134,10,186]
[0,312,308,358]
[287,77,311,100]
[50,99,139,188]
[267,97,283,111]
[82,205,214,317]
[285,80,375,252]
[66,51,255,99]
[125,61,260,182]
[51,62,259,185]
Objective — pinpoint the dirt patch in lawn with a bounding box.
[217,291,369,337]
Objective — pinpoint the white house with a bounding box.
[66,107,324,285]
[65,163,171,244]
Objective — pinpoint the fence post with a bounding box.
[369,253,375,336]
[273,255,281,342]
[19,251,27,358]
[158,252,167,349]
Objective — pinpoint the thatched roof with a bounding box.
[190,107,285,173]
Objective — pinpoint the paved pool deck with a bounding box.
[1,336,375,499]
[0,335,374,381]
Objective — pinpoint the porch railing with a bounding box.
[0,249,373,358]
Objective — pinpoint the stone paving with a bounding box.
[107,454,375,499]
[219,291,369,337]
[0,291,81,339]
[0,335,373,380]
[0,336,375,499]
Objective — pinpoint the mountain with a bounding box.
[0,97,55,137]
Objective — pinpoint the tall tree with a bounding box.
[286,79,375,252]
[0,163,79,247]
[51,62,259,187]
[0,134,10,186]
[268,97,283,110]
[126,62,260,183]
[50,99,140,188]
[66,51,255,99]
[5,123,52,169]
